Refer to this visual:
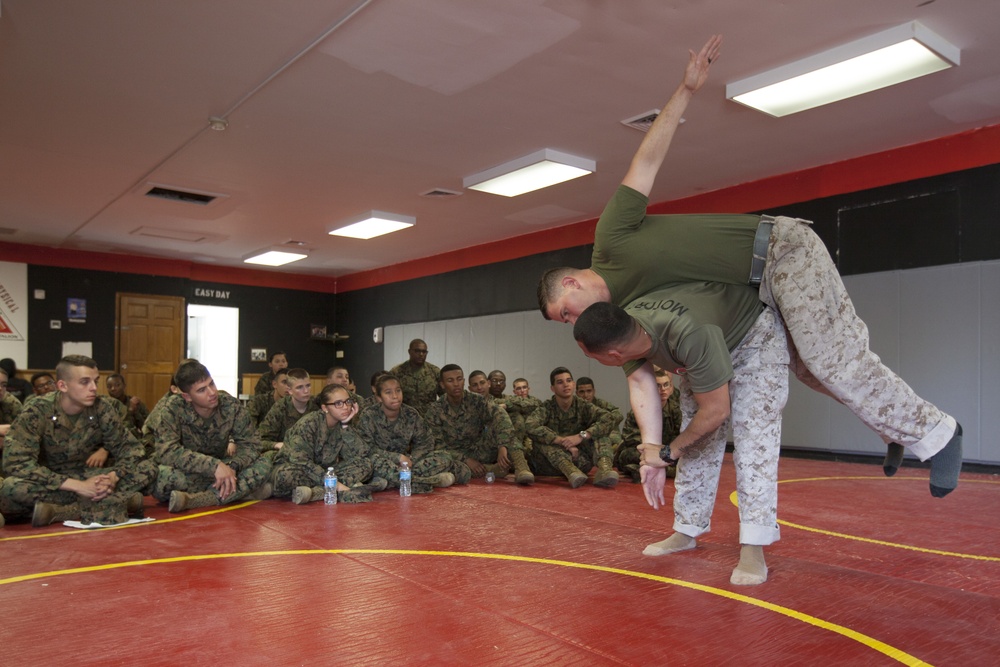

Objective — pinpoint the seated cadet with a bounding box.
[355,373,459,492]
[511,378,532,399]
[327,365,364,404]
[270,383,388,505]
[0,355,154,528]
[151,360,273,513]
[616,367,681,482]
[424,364,516,480]
[1,367,24,450]
[0,359,33,403]
[363,370,388,410]
[487,370,507,402]
[468,370,490,399]
[575,375,625,469]
[524,367,619,488]
[254,351,288,396]
[25,372,56,407]
[257,368,318,456]
[106,373,149,437]
[246,368,289,427]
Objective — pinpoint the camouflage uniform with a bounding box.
[525,395,618,476]
[495,394,541,454]
[425,390,513,475]
[668,306,789,546]
[590,396,624,459]
[256,396,318,454]
[617,387,681,478]
[355,402,456,484]
[246,392,277,427]
[270,411,376,497]
[1,392,23,425]
[389,360,442,416]
[150,393,271,504]
[108,394,149,437]
[759,216,956,459]
[140,390,177,459]
[253,370,277,396]
[0,393,156,524]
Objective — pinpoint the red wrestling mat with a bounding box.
[2,455,998,666]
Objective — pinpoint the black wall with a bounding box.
[27,266,338,377]
[335,162,1000,385]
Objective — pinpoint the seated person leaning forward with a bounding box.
[151,360,273,513]
[354,373,459,492]
[0,355,155,527]
[616,366,681,482]
[256,368,318,457]
[524,366,619,489]
[270,383,388,505]
[424,364,516,481]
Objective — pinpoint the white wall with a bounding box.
[386,259,998,464]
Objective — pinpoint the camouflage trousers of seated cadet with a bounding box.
[439,436,507,479]
[150,456,273,504]
[368,450,456,488]
[0,459,157,524]
[270,458,374,498]
[527,442,596,477]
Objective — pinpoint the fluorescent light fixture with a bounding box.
[726,21,960,117]
[242,246,309,266]
[329,210,415,240]
[463,148,595,197]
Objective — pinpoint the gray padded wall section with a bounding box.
[386,260,997,464]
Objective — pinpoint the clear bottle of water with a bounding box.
[324,467,338,505]
[399,460,412,497]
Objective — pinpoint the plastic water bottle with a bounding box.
[324,467,338,505]
[399,460,412,497]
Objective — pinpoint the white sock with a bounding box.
[643,533,696,556]
[730,544,768,585]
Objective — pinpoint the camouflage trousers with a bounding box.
[760,216,956,459]
[438,446,505,479]
[0,459,157,524]
[151,456,272,504]
[271,458,373,497]
[369,450,454,487]
[527,442,596,477]
[673,306,788,546]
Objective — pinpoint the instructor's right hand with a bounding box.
[639,464,667,510]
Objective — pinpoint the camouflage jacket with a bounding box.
[591,396,624,427]
[108,394,149,433]
[389,361,442,416]
[355,403,432,460]
[621,388,682,448]
[154,393,260,475]
[2,392,146,489]
[254,370,277,396]
[257,396,319,452]
[1,392,23,425]
[274,410,375,479]
[246,392,277,427]
[425,390,513,451]
[525,395,618,445]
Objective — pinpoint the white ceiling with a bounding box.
[2,0,999,279]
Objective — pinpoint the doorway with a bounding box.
[187,304,239,396]
[115,293,186,409]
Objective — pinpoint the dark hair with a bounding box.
[375,373,400,395]
[488,370,505,380]
[318,383,350,405]
[55,355,98,381]
[537,267,574,318]
[513,377,528,385]
[549,366,572,386]
[174,360,212,393]
[468,370,487,381]
[439,364,462,380]
[31,371,55,384]
[269,351,286,363]
[576,377,594,388]
[370,370,388,388]
[573,302,634,353]
[107,373,125,384]
[274,368,289,379]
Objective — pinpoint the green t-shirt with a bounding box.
[622,283,764,393]
[592,185,762,306]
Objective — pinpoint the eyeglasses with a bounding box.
[324,398,356,408]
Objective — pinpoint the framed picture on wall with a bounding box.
[250,347,267,362]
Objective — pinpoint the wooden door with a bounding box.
[115,293,186,409]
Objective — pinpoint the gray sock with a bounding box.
[882,442,904,477]
[929,423,963,498]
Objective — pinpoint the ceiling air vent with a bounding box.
[420,188,463,199]
[621,109,662,132]
[145,185,218,206]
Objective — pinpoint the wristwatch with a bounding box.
[659,446,679,466]
[579,430,591,440]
